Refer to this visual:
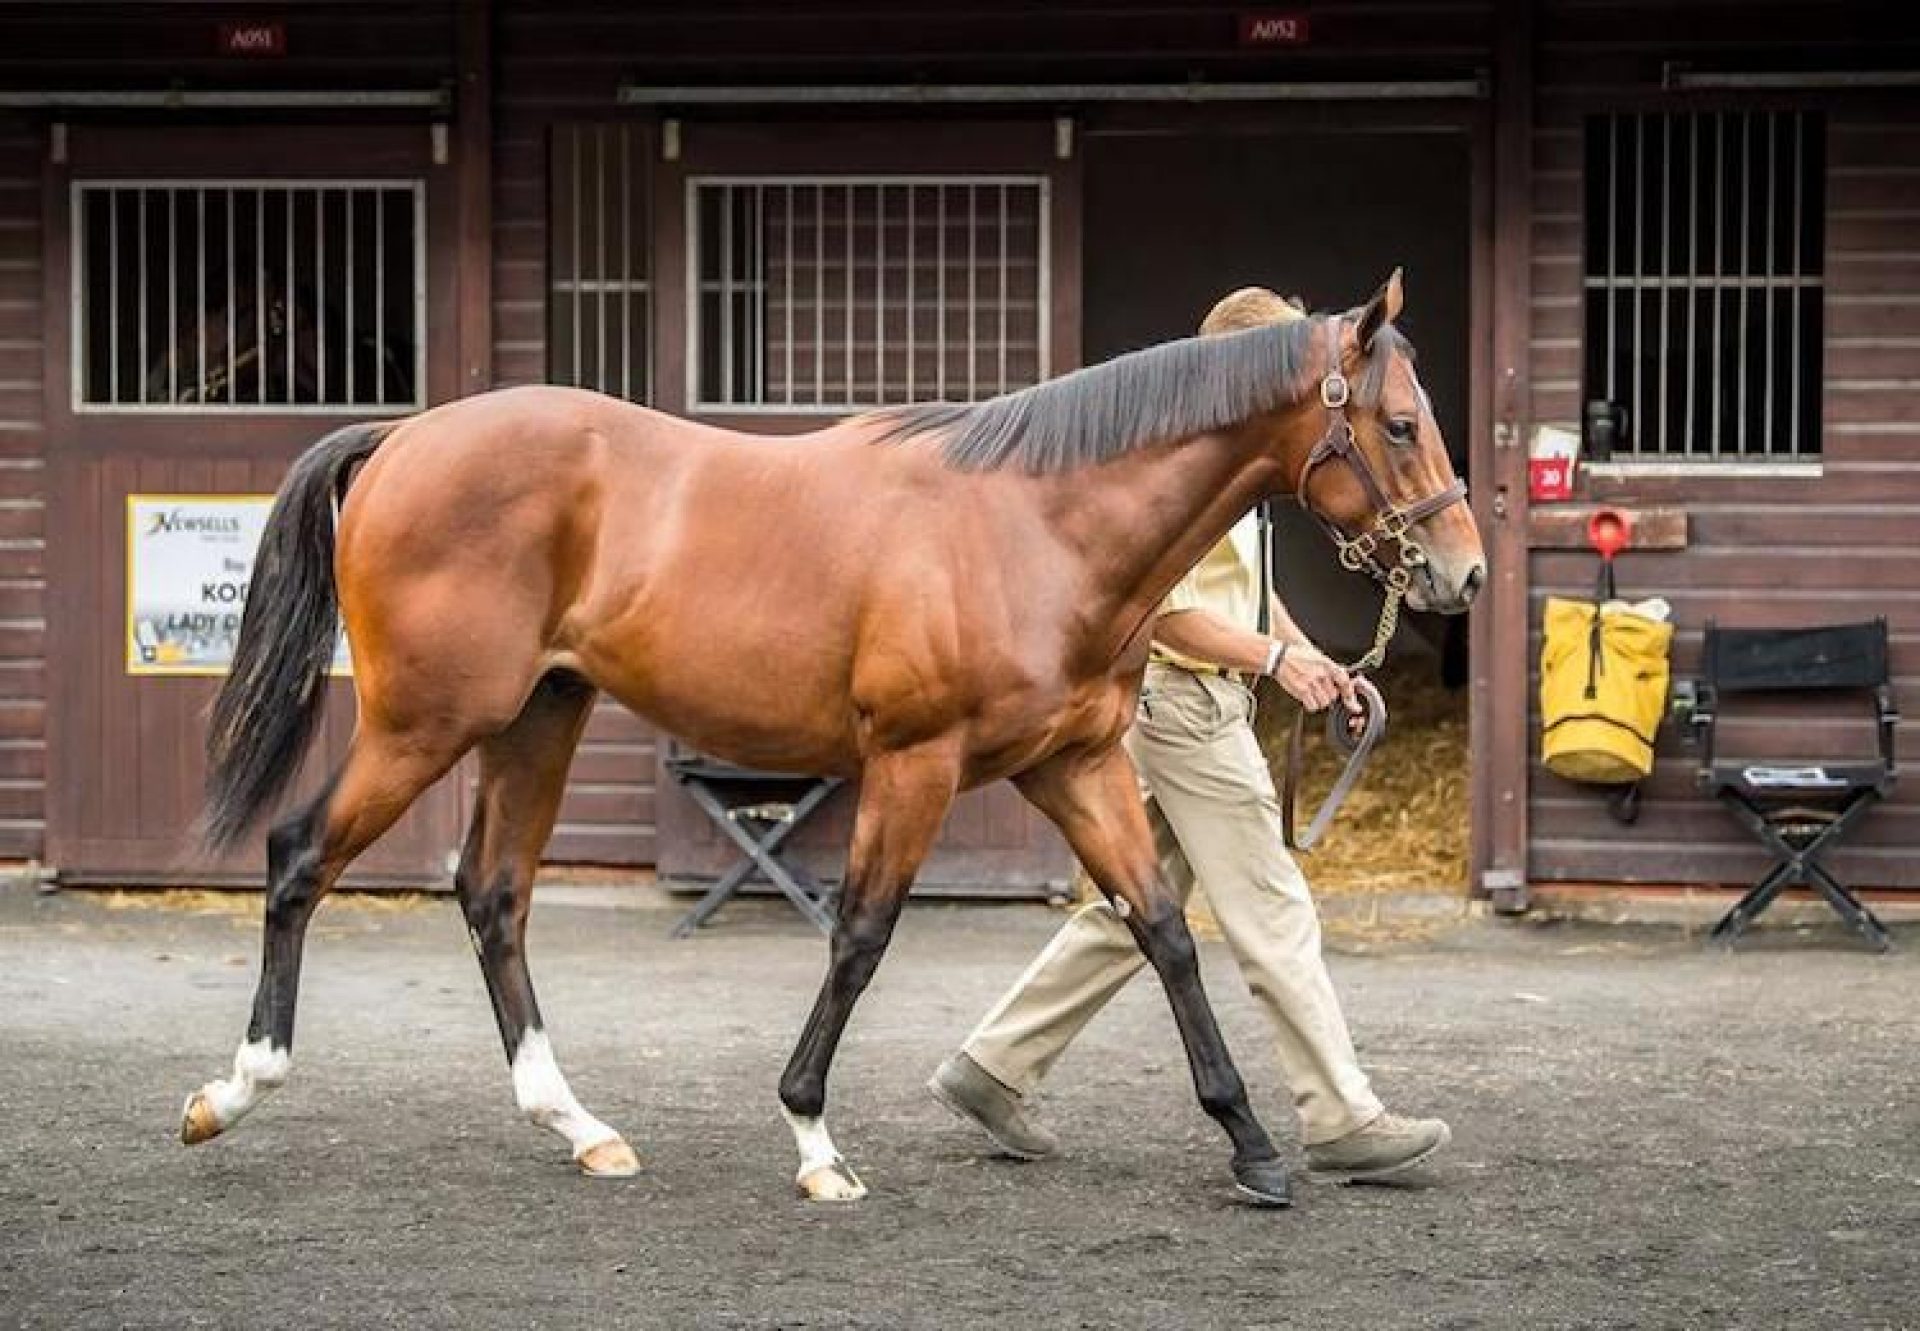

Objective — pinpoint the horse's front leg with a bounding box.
[1015,745,1290,1206]
[777,741,961,1202]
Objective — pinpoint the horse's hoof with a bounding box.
[1232,1158,1294,1209]
[180,1091,224,1146]
[796,1161,867,1202]
[576,1137,642,1178]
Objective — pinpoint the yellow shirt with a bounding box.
[1150,509,1268,671]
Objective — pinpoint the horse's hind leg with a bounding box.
[778,742,961,1202]
[452,673,636,1178]
[180,722,467,1146]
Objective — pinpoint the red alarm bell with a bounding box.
[1586,506,1632,563]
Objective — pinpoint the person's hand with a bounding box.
[1272,642,1362,722]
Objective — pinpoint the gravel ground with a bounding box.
[1,881,1916,1331]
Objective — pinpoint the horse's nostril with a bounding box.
[1461,563,1486,601]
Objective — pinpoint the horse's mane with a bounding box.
[866,316,1411,475]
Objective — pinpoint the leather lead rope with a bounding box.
[1283,674,1387,852]
[1279,557,1405,851]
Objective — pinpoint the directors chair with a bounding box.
[1677,619,1897,951]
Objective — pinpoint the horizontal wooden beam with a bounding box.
[1527,505,1689,551]
[618,79,1490,106]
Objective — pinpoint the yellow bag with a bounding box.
[1540,596,1674,784]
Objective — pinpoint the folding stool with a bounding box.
[664,751,844,940]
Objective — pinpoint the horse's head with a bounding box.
[1219,271,1486,615]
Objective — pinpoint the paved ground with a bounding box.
[1,881,1916,1331]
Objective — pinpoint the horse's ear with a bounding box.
[1356,267,1405,352]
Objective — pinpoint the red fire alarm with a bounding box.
[1586,507,1633,562]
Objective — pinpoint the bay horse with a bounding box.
[181,270,1483,1206]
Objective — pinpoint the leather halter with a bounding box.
[1273,319,1472,850]
[1296,319,1469,596]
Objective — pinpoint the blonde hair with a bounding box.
[1199,287,1307,337]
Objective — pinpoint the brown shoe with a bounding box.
[928,1053,1060,1160]
[1304,1111,1451,1181]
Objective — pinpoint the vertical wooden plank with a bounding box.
[1048,138,1083,378]
[1483,0,1534,911]
[456,0,494,396]
[651,127,689,417]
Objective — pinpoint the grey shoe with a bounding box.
[927,1053,1060,1160]
[1305,1111,1451,1181]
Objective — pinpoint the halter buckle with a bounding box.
[1320,372,1350,410]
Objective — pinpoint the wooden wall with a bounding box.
[0,2,455,877]
[0,119,47,860]
[1524,0,1920,887]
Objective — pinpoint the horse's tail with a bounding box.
[200,421,390,853]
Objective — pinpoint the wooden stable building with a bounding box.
[0,1,1916,905]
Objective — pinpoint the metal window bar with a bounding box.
[936,184,947,400]
[875,184,886,408]
[1685,114,1697,458]
[1631,114,1643,460]
[1781,106,1797,457]
[285,188,296,403]
[196,190,206,406]
[688,176,1046,412]
[1743,108,1758,455]
[76,181,422,412]
[316,189,327,403]
[345,189,354,404]
[596,128,608,398]
[620,124,631,400]
[167,189,177,404]
[1764,113,1776,457]
[852,180,860,405]
[1584,111,1821,462]
[815,186,825,404]
[257,190,268,405]
[1658,113,1669,457]
[967,184,983,397]
[570,127,581,389]
[784,184,795,406]
[546,126,651,400]
[138,190,148,407]
[998,183,1009,394]
[905,186,916,400]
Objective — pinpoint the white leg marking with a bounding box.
[193,1038,291,1131]
[783,1107,843,1176]
[511,1029,619,1159]
[782,1107,867,1201]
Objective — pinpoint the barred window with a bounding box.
[690,176,1049,411]
[76,182,423,411]
[548,125,651,400]
[1583,111,1824,462]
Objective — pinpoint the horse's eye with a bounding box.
[1386,416,1418,446]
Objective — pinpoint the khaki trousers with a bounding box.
[963,664,1382,1145]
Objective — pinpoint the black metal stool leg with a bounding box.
[1709,859,1797,948]
[1806,860,1894,953]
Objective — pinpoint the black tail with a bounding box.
[200,422,389,852]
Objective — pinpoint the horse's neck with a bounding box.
[1041,421,1297,659]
